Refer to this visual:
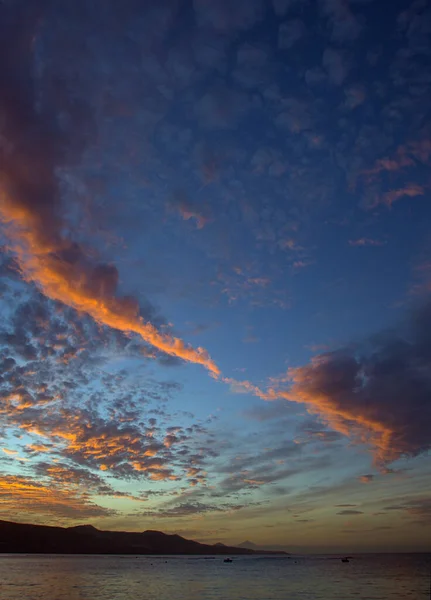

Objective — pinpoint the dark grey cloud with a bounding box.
[140,501,245,518]
[336,509,364,515]
[33,462,119,497]
[288,300,431,465]
[383,498,431,524]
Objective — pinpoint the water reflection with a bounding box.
[0,554,429,600]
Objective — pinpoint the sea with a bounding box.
[0,553,429,600]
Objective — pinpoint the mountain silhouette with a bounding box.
[238,540,258,549]
[0,520,286,555]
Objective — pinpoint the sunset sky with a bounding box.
[0,0,430,553]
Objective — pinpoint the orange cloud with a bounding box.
[361,140,431,185]
[222,377,275,400]
[382,184,424,208]
[0,475,112,520]
[178,206,209,229]
[0,191,219,376]
[251,336,430,466]
[19,407,187,481]
[228,301,431,466]
[26,444,52,453]
[149,471,179,481]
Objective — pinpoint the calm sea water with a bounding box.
[0,554,429,600]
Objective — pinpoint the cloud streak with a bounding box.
[231,301,431,466]
[0,2,219,377]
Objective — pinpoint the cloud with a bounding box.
[0,290,215,491]
[382,185,425,208]
[195,82,248,130]
[214,267,290,310]
[0,3,219,376]
[278,20,305,49]
[140,501,246,518]
[32,462,123,497]
[0,474,114,521]
[383,497,431,524]
[319,0,362,42]
[344,85,366,109]
[349,238,386,247]
[2,448,17,456]
[243,400,292,422]
[268,301,431,465]
[336,509,364,515]
[362,141,431,183]
[168,191,210,230]
[322,48,349,85]
[213,452,331,497]
[272,0,307,17]
[233,43,270,89]
[299,428,343,443]
[193,0,264,33]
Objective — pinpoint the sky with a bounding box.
[0,0,430,554]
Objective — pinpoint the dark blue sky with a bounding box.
[0,0,430,551]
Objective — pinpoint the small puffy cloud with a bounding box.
[344,85,366,109]
[195,83,249,130]
[233,43,270,89]
[278,20,305,49]
[349,238,386,247]
[382,185,425,208]
[305,67,327,86]
[2,448,17,456]
[322,48,349,85]
[169,191,210,229]
[319,0,362,42]
[193,0,264,33]
[272,0,307,17]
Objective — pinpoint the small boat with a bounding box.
[341,557,349,563]
[224,558,233,563]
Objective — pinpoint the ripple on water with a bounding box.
[0,554,429,600]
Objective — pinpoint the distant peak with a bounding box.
[67,525,98,532]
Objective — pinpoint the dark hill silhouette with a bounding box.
[239,540,258,549]
[0,520,285,555]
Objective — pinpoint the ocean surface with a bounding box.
[0,553,429,600]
